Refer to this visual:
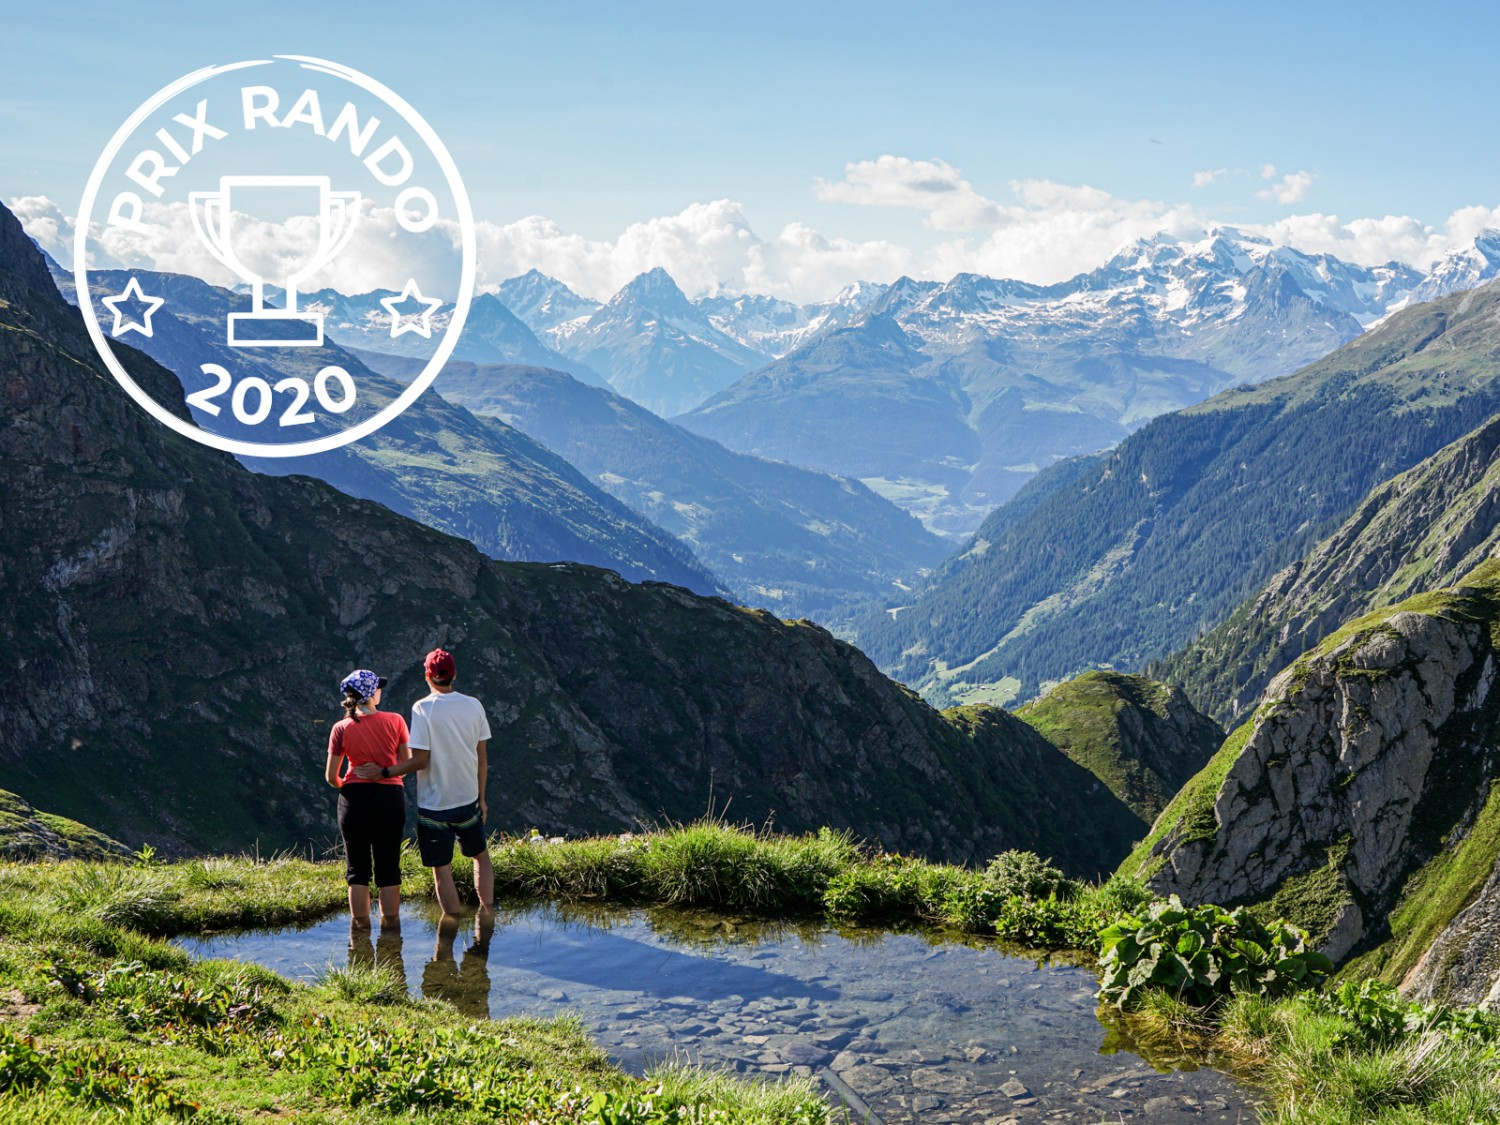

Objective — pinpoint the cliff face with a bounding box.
[1156,412,1500,725]
[0,204,1139,873]
[1123,561,1500,979]
[1015,671,1224,826]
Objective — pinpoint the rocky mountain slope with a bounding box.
[59,264,719,594]
[682,230,1431,534]
[1118,559,1500,1002]
[853,279,1500,708]
[355,355,947,618]
[1014,672,1224,827]
[1154,411,1500,725]
[0,789,129,861]
[1,201,1138,872]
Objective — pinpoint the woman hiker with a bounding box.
[325,669,416,928]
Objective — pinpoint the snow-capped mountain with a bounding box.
[696,280,891,357]
[1405,229,1500,304]
[545,267,771,417]
[494,269,601,333]
[303,288,606,385]
[678,228,1445,536]
[258,226,1494,536]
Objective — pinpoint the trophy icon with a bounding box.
[189,175,361,347]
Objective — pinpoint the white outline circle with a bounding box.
[74,55,475,458]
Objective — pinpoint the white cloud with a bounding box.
[17,193,917,305]
[15,168,1500,305]
[1255,209,1500,269]
[1260,163,1278,180]
[1192,168,1229,188]
[11,196,76,262]
[1259,170,1314,205]
[920,179,1205,284]
[814,156,1003,232]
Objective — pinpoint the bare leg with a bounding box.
[472,849,494,909]
[348,884,372,927]
[432,865,463,915]
[377,884,401,927]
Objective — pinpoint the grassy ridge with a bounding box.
[1014,671,1224,824]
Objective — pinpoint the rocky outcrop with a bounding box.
[0,202,1140,873]
[0,789,130,861]
[1015,671,1224,825]
[1122,564,1500,965]
[1156,410,1500,725]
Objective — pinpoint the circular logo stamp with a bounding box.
[75,55,475,457]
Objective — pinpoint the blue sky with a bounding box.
[7,1,1500,301]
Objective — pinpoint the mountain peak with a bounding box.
[1407,229,1500,304]
[611,266,694,315]
[0,201,65,308]
[496,269,600,333]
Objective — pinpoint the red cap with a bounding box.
[424,648,456,679]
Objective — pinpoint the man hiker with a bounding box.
[356,647,494,914]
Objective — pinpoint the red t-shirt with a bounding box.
[327,711,409,787]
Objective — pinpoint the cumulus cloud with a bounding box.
[18,193,917,304]
[1259,170,1314,205]
[1257,208,1500,269]
[814,156,1003,232]
[15,166,1500,305]
[920,181,1202,283]
[1192,168,1229,188]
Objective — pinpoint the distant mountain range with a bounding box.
[355,353,948,617]
[55,262,722,595]
[45,221,1500,547]
[680,230,1469,534]
[52,256,956,619]
[303,285,609,386]
[852,276,1500,707]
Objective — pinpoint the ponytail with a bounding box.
[342,688,363,723]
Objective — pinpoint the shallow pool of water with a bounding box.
[178,903,1256,1124]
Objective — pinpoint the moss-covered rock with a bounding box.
[0,788,129,861]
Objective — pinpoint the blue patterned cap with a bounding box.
[339,669,384,702]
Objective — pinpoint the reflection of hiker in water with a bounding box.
[422,912,495,1019]
[347,924,408,991]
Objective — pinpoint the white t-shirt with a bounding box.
[409,690,491,812]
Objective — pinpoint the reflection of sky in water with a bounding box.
[178,903,1256,1125]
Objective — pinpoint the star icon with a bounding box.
[380,279,444,339]
[100,276,165,338]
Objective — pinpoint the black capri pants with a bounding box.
[337,782,406,888]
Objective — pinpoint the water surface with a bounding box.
[178,903,1255,1124]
